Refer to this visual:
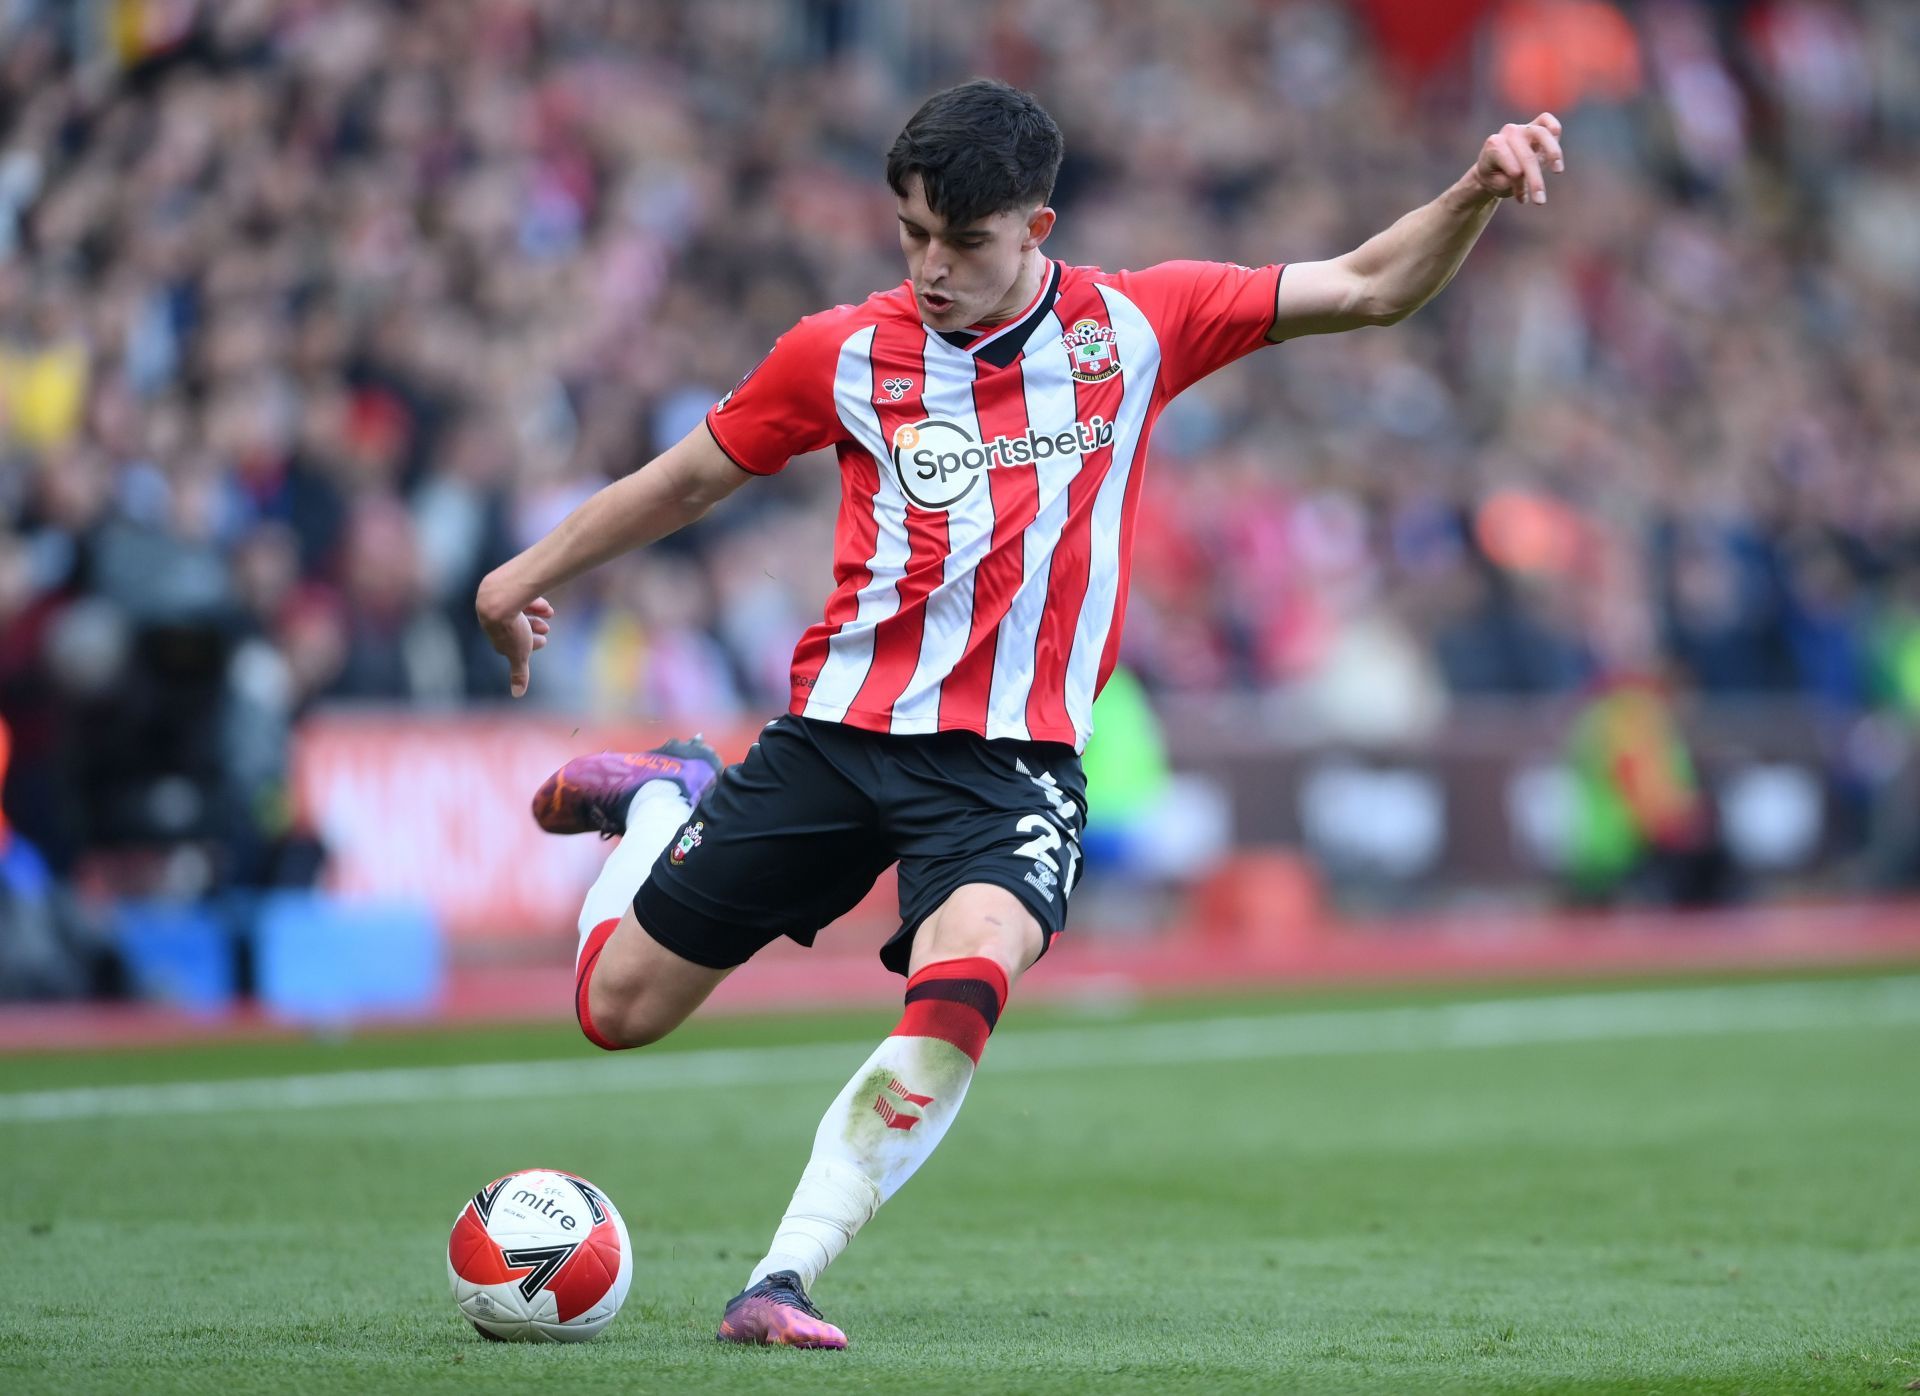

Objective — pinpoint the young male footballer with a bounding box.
[477,79,1564,1348]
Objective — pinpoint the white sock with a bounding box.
[746,1032,981,1290]
[575,780,692,955]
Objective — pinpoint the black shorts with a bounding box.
[633,714,1088,976]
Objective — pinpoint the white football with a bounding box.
[447,1169,632,1342]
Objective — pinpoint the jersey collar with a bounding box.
[934,260,1061,369]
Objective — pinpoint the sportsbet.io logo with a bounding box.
[889,416,1115,511]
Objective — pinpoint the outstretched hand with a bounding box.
[1472,112,1565,206]
[477,592,554,698]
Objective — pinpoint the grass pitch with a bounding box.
[2,972,1917,1395]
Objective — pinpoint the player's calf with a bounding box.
[736,948,1012,1303]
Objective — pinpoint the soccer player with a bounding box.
[476,79,1564,1347]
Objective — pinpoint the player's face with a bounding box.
[897,175,1053,331]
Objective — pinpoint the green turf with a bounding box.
[3,975,1918,1395]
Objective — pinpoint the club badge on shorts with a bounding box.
[669,820,704,865]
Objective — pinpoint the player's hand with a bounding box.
[1471,112,1564,207]
[476,590,554,698]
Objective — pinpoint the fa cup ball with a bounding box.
[447,1169,632,1341]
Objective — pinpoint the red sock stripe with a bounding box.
[906,956,1010,1006]
[891,957,1009,1065]
[574,918,623,1051]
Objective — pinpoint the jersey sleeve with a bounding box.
[1108,260,1284,398]
[704,316,847,475]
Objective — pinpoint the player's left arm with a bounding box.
[1268,112,1564,341]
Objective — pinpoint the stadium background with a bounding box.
[2,4,1919,1394]
[6,0,1920,1018]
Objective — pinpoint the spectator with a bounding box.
[2,0,1918,908]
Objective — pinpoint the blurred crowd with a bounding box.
[3,0,1920,896]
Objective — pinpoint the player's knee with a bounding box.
[934,923,1032,976]
[583,998,674,1050]
[582,963,676,1050]
[913,884,1045,980]
[589,1015,672,1051]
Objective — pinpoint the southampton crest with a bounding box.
[1062,318,1121,383]
[668,820,704,865]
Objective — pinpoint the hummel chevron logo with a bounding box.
[880,377,914,401]
[871,1077,935,1130]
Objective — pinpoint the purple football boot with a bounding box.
[716,1271,847,1349]
[530,737,721,837]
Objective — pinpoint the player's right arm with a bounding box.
[476,423,752,697]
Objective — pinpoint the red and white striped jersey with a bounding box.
[705,258,1283,751]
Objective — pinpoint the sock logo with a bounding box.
[871,1077,935,1131]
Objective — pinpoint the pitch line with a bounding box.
[3,975,1917,1125]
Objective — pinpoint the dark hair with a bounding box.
[885,79,1064,228]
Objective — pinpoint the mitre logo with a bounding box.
[889,415,1114,511]
[1062,318,1121,382]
